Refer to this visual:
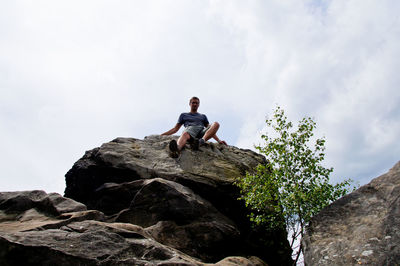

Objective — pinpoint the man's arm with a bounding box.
[162,123,182,136]
[204,122,227,145]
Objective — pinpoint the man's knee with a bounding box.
[182,131,191,139]
[211,122,220,129]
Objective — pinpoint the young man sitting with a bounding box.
[161,96,227,157]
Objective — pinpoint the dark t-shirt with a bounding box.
[178,112,209,127]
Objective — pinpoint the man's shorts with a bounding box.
[184,125,211,139]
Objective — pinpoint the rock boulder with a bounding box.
[0,136,294,265]
[0,190,208,265]
[63,135,293,264]
[303,161,400,265]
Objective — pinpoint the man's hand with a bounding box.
[218,140,227,145]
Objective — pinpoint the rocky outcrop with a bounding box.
[0,190,271,265]
[63,136,293,265]
[64,136,266,206]
[0,190,215,265]
[0,136,294,265]
[303,161,400,265]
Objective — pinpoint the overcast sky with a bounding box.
[1,0,399,195]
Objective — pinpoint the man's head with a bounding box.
[189,96,200,113]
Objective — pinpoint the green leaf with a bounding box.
[235,105,356,264]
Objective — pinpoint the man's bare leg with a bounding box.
[177,131,191,150]
[202,122,220,141]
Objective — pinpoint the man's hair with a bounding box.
[189,96,200,103]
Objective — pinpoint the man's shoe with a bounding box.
[199,138,205,147]
[169,139,180,158]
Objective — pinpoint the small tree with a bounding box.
[236,106,355,264]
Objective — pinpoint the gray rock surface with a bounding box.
[0,190,203,265]
[303,161,400,265]
[0,190,268,266]
[63,136,293,264]
[1,135,293,265]
[113,178,240,261]
[64,135,266,204]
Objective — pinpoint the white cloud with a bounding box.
[0,0,399,193]
[209,0,400,184]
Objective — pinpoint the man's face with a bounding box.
[189,99,200,112]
